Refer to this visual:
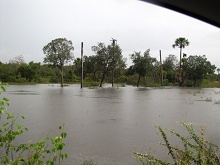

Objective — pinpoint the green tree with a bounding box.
[130,49,157,87]
[39,64,60,83]
[0,62,14,82]
[163,55,178,83]
[107,41,126,87]
[92,42,126,87]
[16,62,40,82]
[73,57,80,74]
[172,37,189,86]
[217,68,220,75]
[17,63,29,81]
[3,55,26,82]
[172,37,189,67]
[83,55,99,80]
[28,61,41,82]
[43,38,74,87]
[183,55,216,87]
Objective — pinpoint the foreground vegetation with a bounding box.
[135,122,220,165]
[0,82,68,164]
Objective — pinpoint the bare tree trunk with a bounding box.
[100,71,106,87]
[137,74,141,87]
[111,69,114,87]
[61,67,64,87]
[93,71,96,80]
[179,47,182,86]
[179,47,182,67]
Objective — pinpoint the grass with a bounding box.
[83,81,99,87]
[200,79,220,88]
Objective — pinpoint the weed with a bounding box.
[214,100,220,104]
[135,122,220,165]
[205,97,212,102]
[82,160,97,165]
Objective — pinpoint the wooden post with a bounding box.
[81,42,83,88]
[160,50,163,86]
[112,40,115,87]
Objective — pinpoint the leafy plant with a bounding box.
[0,82,68,164]
[135,122,220,165]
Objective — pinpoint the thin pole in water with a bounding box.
[81,42,83,89]
[160,50,163,86]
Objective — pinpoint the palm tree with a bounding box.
[217,68,220,75]
[172,37,190,67]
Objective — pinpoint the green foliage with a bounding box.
[127,74,139,86]
[43,38,74,68]
[200,79,220,88]
[16,62,41,82]
[0,82,68,164]
[91,42,126,87]
[115,75,127,83]
[172,37,190,68]
[43,38,74,87]
[135,122,220,165]
[183,55,216,87]
[83,81,99,87]
[172,37,189,51]
[1,40,220,88]
[130,50,158,87]
[163,55,178,84]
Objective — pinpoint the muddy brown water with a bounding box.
[3,84,220,164]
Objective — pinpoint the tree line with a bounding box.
[0,37,219,87]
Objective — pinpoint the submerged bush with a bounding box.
[135,122,220,165]
[83,81,99,87]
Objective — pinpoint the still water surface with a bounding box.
[3,84,220,164]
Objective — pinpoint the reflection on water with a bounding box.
[4,84,220,164]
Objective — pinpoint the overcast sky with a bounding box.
[0,0,220,68]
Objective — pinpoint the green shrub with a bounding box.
[163,79,169,86]
[135,122,220,165]
[126,74,139,86]
[115,76,127,83]
[0,82,68,164]
[83,81,99,87]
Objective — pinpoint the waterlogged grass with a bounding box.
[200,79,220,88]
[205,97,212,102]
[82,160,97,165]
[214,100,220,104]
[83,81,99,87]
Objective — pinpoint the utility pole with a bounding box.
[111,38,117,87]
[81,42,83,88]
[160,50,163,86]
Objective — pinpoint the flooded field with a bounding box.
[3,84,220,164]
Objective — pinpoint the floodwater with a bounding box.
[3,84,220,164]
